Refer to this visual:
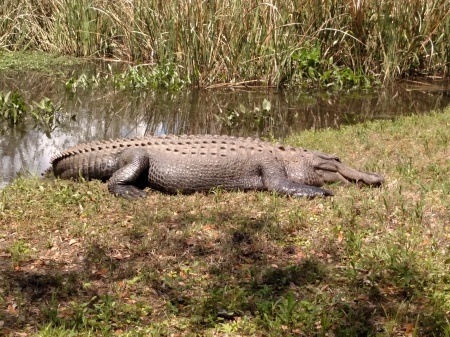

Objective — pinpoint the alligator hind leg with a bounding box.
[108,148,149,199]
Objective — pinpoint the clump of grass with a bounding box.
[1,0,448,87]
[9,240,31,266]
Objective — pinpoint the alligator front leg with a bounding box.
[108,148,149,199]
[261,163,334,198]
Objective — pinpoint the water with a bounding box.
[1,69,449,188]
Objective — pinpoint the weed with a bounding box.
[9,240,31,266]
[0,90,63,131]
[215,98,273,130]
[30,97,62,132]
[0,90,27,124]
[66,63,186,92]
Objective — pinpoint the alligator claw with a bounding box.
[109,185,147,199]
[291,185,334,198]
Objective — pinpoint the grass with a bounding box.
[0,51,82,74]
[1,107,449,336]
[0,0,449,87]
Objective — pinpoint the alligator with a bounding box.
[48,135,383,199]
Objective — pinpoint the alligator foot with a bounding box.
[292,185,334,198]
[108,185,147,199]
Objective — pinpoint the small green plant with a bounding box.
[0,91,63,131]
[0,90,27,124]
[9,240,31,265]
[65,73,102,92]
[320,60,374,89]
[289,46,375,89]
[291,45,321,83]
[216,98,272,129]
[112,63,186,90]
[30,97,62,131]
[66,63,187,92]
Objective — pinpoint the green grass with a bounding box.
[0,51,82,74]
[0,0,449,87]
[1,107,450,336]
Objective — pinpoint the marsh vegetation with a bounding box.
[1,0,449,87]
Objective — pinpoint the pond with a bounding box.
[1,69,449,188]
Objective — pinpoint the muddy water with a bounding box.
[1,70,449,188]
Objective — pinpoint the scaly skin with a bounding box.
[49,135,384,198]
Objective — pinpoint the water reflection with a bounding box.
[1,70,449,187]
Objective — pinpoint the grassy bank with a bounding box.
[1,108,449,336]
[1,0,449,87]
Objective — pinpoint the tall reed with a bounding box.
[1,0,449,86]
